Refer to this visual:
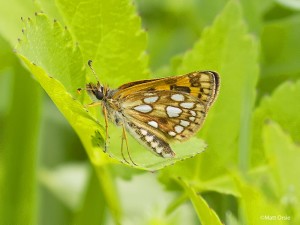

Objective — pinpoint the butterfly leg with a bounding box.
[102,106,110,152]
[85,102,102,107]
[121,124,138,166]
[84,101,109,152]
[120,130,130,165]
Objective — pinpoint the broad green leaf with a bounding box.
[239,0,262,33]
[15,14,109,164]
[263,121,300,223]
[55,0,206,168]
[194,166,268,196]
[252,80,300,166]
[260,14,300,95]
[161,0,259,186]
[108,123,206,171]
[17,55,123,222]
[15,14,123,222]
[0,63,41,225]
[177,178,223,225]
[15,9,205,174]
[179,0,259,174]
[17,14,85,97]
[56,0,149,86]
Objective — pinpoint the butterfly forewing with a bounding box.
[113,71,219,108]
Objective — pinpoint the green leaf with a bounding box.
[16,10,207,171]
[16,14,109,163]
[15,16,122,222]
[53,0,157,163]
[195,166,269,196]
[252,80,300,166]
[263,121,300,222]
[260,14,300,95]
[179,0,259,173]
[108,124,207,170]
[17,14,85,97]
[16,56,123,222]
[56,0,149,86]
[161,0,259,186]
[176,178,223,225]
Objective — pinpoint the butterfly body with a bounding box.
[85,71,220,160]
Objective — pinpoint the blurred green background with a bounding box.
[1,0,300,224]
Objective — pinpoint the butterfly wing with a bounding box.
[119,90,211,143]
[122,118,176,158]
[111,71,220,158]
[114,71,220,110]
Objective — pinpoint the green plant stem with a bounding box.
[0,63,42,225]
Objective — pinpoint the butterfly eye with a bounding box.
[93,90,104,100]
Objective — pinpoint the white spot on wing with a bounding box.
[171,94,184,101]
[140,129,147,136]
[148,120,158,128]
[151,142,158,148]
[156,146,163,153]
[175,125,184,133]
[144,96,159,104]
[133,104,152,113]
[190,110,196,116]
[189,116,195,121]
[145,135,154,142]
[180,120,190,127]
[166,106,182,118]
[162,152,174,158]
[168,131,176,136]
[180,102,195,109]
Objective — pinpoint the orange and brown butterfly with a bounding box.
[78,60,220,165]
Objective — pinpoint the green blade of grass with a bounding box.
[0,62,42,225]
[160,0,259,188]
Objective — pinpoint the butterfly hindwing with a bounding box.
[120,90,208,143]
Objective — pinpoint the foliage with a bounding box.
[0,0,299,224]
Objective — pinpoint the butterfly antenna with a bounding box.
[88,60,100,83]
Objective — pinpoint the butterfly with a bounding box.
[79,60,220,165]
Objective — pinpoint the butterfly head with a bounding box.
[86,81,105,101]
